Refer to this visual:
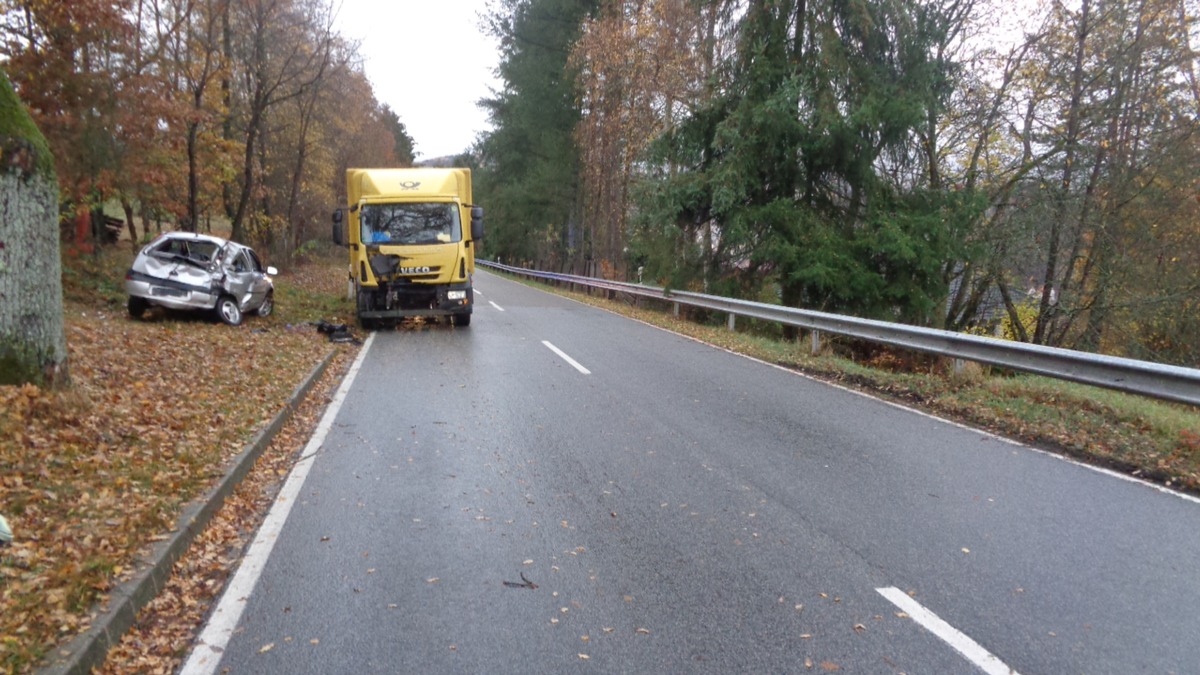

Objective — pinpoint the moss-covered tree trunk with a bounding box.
[0,70,68,387]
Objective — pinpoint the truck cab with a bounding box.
[333,168,483,329]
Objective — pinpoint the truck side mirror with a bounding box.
[470,206,484,241]
[332,209,345,247]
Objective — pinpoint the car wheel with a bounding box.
[256,291,274,317]
[215,295,243,326]
[452,313,471,327]
[127,296,149,319]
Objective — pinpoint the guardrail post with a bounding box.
[811,330,821,356]
[727,313,736,332]
[673,303,680,318]
[954,358,965,375]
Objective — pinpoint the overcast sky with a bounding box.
[333,0,502,160]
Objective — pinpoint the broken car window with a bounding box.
[360,203,461,246]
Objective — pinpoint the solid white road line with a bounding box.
[876,587,1019,675]
[543,340,591,375]
[178,334,377,675]
[489,300,505,311]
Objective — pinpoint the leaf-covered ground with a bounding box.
[0,246,359,673]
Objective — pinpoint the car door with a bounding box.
[222,248,267,310]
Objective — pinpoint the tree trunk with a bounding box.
[121,198,137,250]
[1035,0,1091,345]
[0,169,68,386]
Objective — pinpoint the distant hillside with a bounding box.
[415,156,458,168]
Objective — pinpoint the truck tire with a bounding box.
[452,313,471,327]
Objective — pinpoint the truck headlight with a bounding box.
[447,290,467,300]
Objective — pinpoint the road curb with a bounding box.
[38,349,339,675]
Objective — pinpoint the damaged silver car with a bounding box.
[124,232,277,326]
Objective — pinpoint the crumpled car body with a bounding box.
[124,232,277,326]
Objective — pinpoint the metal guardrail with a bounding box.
[478,260,1200,406]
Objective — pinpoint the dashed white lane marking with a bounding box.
[178,333,377,675]
[489,300,505,312]
[474,288,483,296]
[877,587,1019,675]
[543,341,591,375]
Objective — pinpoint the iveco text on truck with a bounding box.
[333,168,484,328]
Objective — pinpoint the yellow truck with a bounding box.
[333,168,484,328]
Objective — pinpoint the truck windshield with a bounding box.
[360,203,461,245]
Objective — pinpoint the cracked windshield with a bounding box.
[361,203,460,245]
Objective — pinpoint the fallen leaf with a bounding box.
[578,654,590,660]
[636,627,651,635]
[853,623,866,633]
[310,638,319,645]
[426,577,439,584]
[961,548,970,554]
[821,661,841,671]
[259,643,274,653]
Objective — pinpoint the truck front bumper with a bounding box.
[357,281,473,319]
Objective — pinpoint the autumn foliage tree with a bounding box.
[0,0,133,218]
[0,0,418,271]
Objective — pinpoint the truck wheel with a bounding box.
[127,296,148,319]
[452,313,471,327]
[215,295,243,326]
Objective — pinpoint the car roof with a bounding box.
[153,232,232,247]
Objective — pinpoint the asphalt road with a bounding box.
[182,269,1200,674]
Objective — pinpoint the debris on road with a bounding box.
[310,320,361,345]
[502,572,538,589]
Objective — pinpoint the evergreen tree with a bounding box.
[476,0,598,270]
[636,0,976,326]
